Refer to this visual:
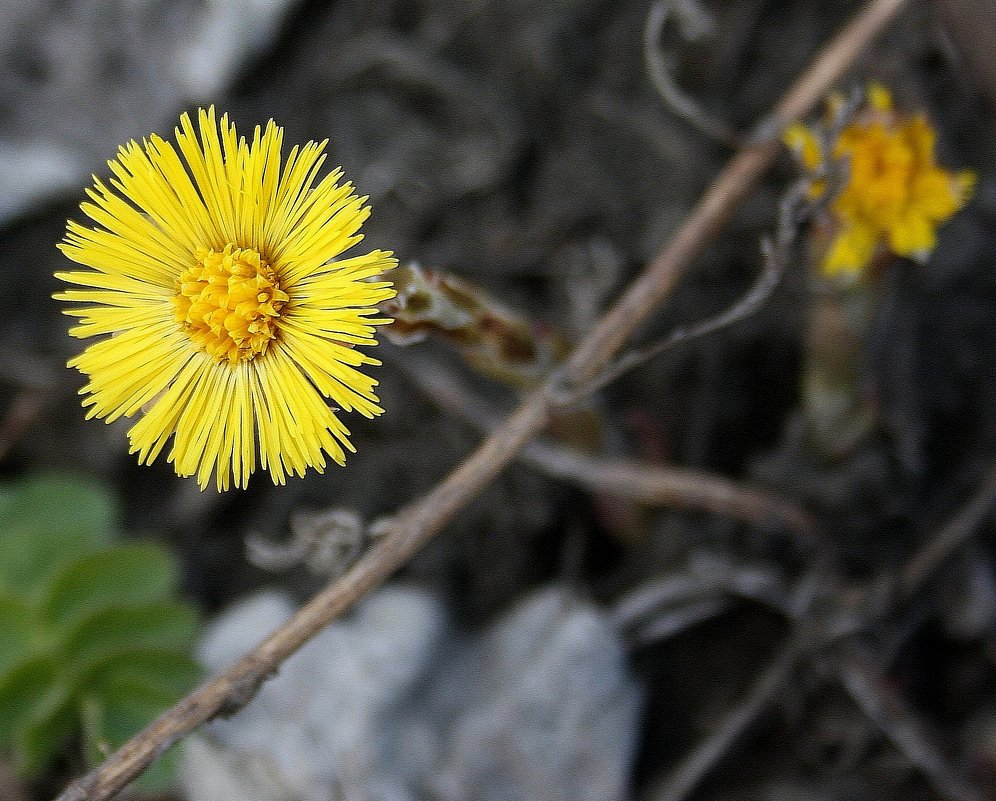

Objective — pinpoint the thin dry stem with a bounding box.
[646,635,805,801]
[556,173,815,407]
[638,455,996,801]
[840,650,984,801]
[55,0,910,797]
[899,462,996,601]
[564,0,909,387]
[394,352,819,539]
[643,0,739,145]
[525,444,819,537]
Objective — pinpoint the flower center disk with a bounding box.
[173,244,289,364]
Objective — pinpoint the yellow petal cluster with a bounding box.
[784,85,975,278]
[56,108,396,491]
[173,244,289,364]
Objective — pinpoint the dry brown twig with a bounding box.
[643,0,740,146]
[55,0,912,797]
[639,457,996,801]
[840,649,985,801]
[393,174,822,538]
[899,461,996,602]
[551,169,817,408]
[393,352,820,539]
[646,633,807,801]
[561,0,910,389]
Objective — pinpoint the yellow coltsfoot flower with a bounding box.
[56,108,396,491]
[784,84,975,278]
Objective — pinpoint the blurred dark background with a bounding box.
[1,1,995,799]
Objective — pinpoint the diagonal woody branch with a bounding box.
[564,0,909,386]
[55,0,910,797]
[394,352,819,539]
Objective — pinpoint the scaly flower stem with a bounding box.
[55,0,910,797]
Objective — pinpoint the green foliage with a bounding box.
[0,475,200,789]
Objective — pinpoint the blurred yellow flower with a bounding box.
[784,84,975,278]
[56,108,396,491]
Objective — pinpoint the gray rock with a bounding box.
[185,585,446,801]
[424,588,644,801]
[182,585,644,801]
[0,0,295,224]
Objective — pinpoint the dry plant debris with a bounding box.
[0,0,991,800]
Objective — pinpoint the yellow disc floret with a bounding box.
[783,83,976,278]
[56,107,397,491]
[827,113,972,272]
[173,244,289,364]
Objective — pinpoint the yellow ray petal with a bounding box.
[58,109,396,490]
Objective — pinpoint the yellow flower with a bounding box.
[56,108,396,491]
[784,84,975,278]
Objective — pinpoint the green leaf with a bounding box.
[137,744,182,792]
[41,543,179,629]
[12,684,73,777]
[81,677,180,790]
[0,474,199,782]
[0,594,41,675]
[61,603,198,677]
[0,475,115,600]
[0,474,116,541]
[0,655,59,746]
[79,649,201,698]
